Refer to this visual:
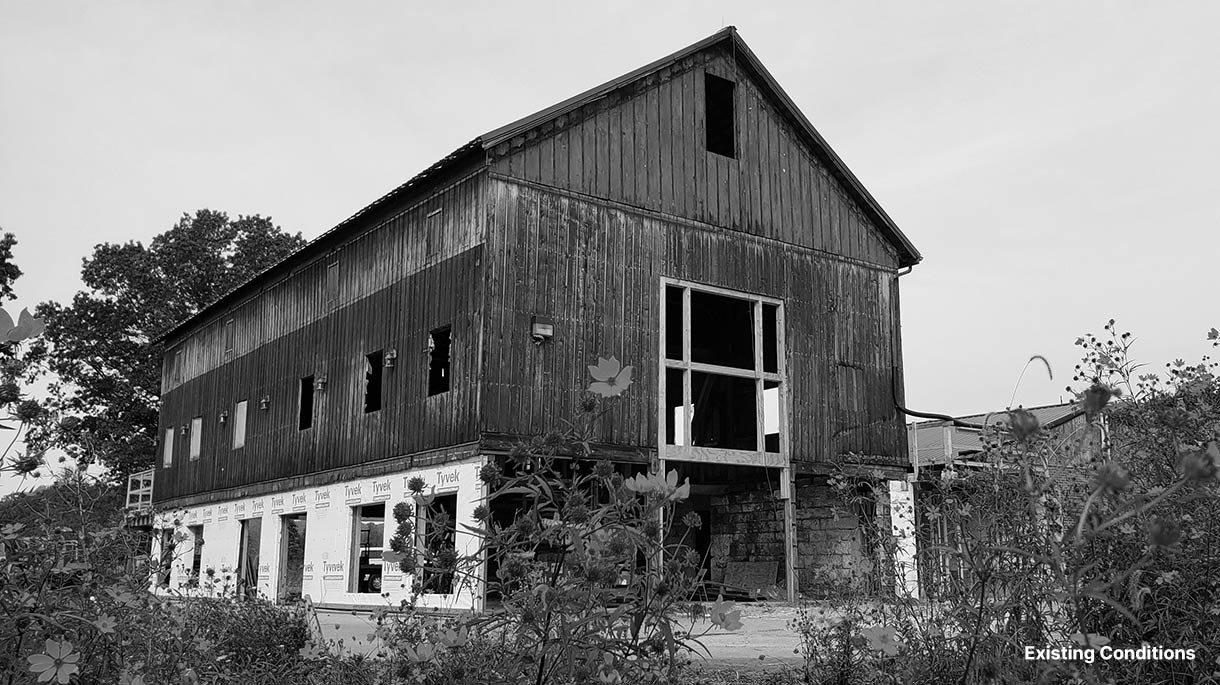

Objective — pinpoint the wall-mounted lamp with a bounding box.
[384,348,397,368]
[259,396,270,411]
[531,315,554,344]
[315,376,327,391]
[218,411,229,426]
[181,423,189,435]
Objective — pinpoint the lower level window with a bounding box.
[419,494,457,594]
[351,503,386,593]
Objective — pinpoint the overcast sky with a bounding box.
[2,1,1217,495]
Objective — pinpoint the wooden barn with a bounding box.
[142,26,922,609]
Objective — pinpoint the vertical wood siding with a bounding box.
[489,45,900,270]
[156,174,486,503]
[482,179,904,466]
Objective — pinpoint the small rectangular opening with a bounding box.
[428,327,451,396]
[705,73,736,158]
[188,524,204,583]
[420,493,458,594]
[224,318,235,355]
[690,371,757,450]
[163,427,175,467]
[665,286,684,361]
[299,376,314,430]
[157,528,175,587]
[237,517,262,600]
[233,400,247,449]
[351,503,386,594]
[763,304,779,373]
[691,290,754,370]
[189,416,203,461]
[764,380,781,452]
[364,351,383,413]
[665,367,687,446]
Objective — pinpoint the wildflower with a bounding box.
[407,476,426,493]
[514,517,537,536]
[587,356,634,397]
[682,511,703,529]
[472,504,491,521]
[93,614,118,633]
[1147,519,1182,550]
[26,638,80,683]
[478,463,502,485]
[861,625,903,656]
[1008,408,1040,442]
[1093,462,1130,494]
[1081,383,1116,422]
[393,501,413,522]
[564,502,590,524]
[1179,442,1220,482]
[642,519,661,539]
[593,459,615,479]
[14,399,43,422]
[579,396,599,414]
[0,381,19,404]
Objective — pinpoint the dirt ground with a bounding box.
[315,601,808,672]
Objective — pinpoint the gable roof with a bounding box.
[158,27,920,345]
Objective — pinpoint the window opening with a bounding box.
[299,376,314,430]
[419,494,458,594]
[662,282,784,458]
[157,528,175,587]
[233,400,248,449]
[189,416,203,461]
[428,327,451,396]
[364,351,383,413]
[188,525,204,585]
[237,518,262,600]
[163,427,175,467]
[705,73,736,158]
[351,503,386,594]
[691,291,754,369]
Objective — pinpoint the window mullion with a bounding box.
[753,301,764,452]
[682,287,692,447]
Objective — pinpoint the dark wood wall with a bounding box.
[155,173,487,503]
[481,179,906,466]
[489,44,900,270]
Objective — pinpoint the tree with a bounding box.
[23,210,305,481]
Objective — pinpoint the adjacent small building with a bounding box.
[137,27,923,610]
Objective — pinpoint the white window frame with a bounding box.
[658,278,788,469]
[189,416,203,461]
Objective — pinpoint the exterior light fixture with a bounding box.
[315,377,327,391]
[259,396,270,410]
[384,349,397,368]
[181,423,189,434]
[219,411,229,425]
[531,315,554,344]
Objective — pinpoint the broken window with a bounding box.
[428,327,451,396]
[662,282,784,455]
[299,376,314,430]
[704,73,736,158]
[364,351,383,413]
[351,503,385,594]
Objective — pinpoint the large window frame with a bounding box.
[659,279,788,468]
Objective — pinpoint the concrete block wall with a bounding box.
[707,481,785,585]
